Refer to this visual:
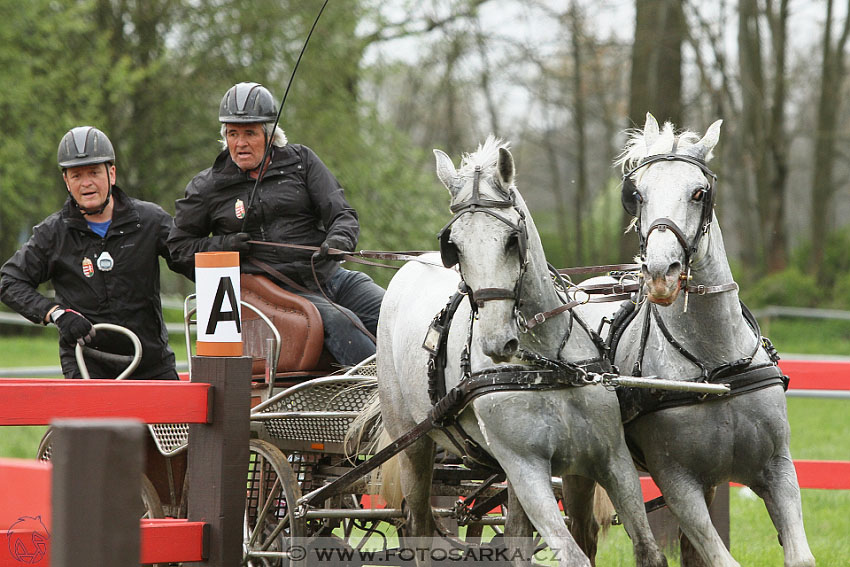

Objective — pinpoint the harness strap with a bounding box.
[472,287,517,306]
[684,281,739,295]
[558,263,640,275]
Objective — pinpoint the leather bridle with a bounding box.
[436,165,529,312]
[622,152,737,307]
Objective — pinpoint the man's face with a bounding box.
[63,164,114,212]
[225,123,266,172]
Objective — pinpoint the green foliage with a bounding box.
[830,272,850,309]
[741,268,819,308]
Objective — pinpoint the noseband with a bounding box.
[437,166,529,309]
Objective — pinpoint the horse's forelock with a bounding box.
[459,135,510,176]
[449,136,515,205]
[615,122,707,172]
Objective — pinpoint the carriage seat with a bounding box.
[240,274,334,381]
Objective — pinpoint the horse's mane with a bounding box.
[459,135,510,176]
[615,121,709,172]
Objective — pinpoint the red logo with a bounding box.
[82,257,94,278]
[235,199,245,219]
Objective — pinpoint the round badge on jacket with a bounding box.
[96,251,114,272]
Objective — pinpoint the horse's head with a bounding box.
[434,137,528,362]
[620,113,723,305]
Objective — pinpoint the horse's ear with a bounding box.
[691,119,723,159]
[433,149,457,192]
[497,147,515,187]
[644,113,660,150]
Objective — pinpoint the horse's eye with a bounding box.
[692,188,707,202]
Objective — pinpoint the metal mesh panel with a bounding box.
[246,451,289,528]
[289,451,318,492]
[256,378,377,443]
[148,423,190,456]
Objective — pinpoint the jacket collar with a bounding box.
[210,145,300,183]
[62,186,139,232]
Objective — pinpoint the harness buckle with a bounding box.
[533,313,546,325]
[695,284,707,295]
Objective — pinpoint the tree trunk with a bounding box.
[810,0,850,282]
[570,2,588,265]
[622,0,685,260]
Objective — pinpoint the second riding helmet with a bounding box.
[57,126,115,169]
[219,82,278,123]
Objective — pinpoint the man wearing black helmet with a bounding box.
[168,82,384,366]
[0,126,193,379]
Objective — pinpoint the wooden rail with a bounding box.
[0,356,250,567]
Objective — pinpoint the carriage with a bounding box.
[38,124,810,567]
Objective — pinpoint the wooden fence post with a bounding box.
[186,355,252,567]
[51,418,145,567]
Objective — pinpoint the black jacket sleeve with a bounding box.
[167,173,231,267]
[299,145,359,251]
[151,203,195,280]
[0,219,59,324]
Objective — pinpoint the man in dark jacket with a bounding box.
[0,126,192,379]
[168,82,383,366]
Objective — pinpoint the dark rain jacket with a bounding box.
[167,144,359,290]
[0,187,193,379]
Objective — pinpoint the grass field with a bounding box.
[1,318,848,565]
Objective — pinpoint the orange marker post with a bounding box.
[194,252,242,356]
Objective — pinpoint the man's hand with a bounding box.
[222,232,251,252]
[313,238,347,261]
[53,309,95,346]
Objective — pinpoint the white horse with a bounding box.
[376,137,666,567]
[578,115,815,567]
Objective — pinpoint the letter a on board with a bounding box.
[206,276,242,335]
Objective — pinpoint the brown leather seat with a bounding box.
[240,274,330,378]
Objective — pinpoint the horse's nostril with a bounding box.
[666,262,683,279]
[504,338,519,355]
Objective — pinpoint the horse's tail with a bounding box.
[344,391,403,508]
[593,485,615,538]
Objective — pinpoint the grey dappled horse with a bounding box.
[376,137,666,567]
[577,115,814,567]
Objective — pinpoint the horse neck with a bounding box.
[651,220,760,364]
[519,210,598,361]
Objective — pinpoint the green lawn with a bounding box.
[0,318,848,565]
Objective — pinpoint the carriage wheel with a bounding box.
[244,439,306,567]
[36,427,165,520]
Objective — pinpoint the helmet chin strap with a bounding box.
[73,187,112,216]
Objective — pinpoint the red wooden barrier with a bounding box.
[0,457,207,566]
[0,380,211,425]
[781,359,850,390]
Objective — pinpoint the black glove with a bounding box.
[313,238,347,261]
[53,308,95,346]
[221,232,251,253]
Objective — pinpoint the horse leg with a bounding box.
[561,475,599,565]
[653,471,738,567]
[679,487,714,567]
[504,481,534,567]
[395,436,437,565]
[750,454,815,567]
[498,458,591,567]
[594,454,668,567]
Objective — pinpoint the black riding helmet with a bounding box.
[57,126,115,169]
[57,126,115,216]
[219,82,278,123]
